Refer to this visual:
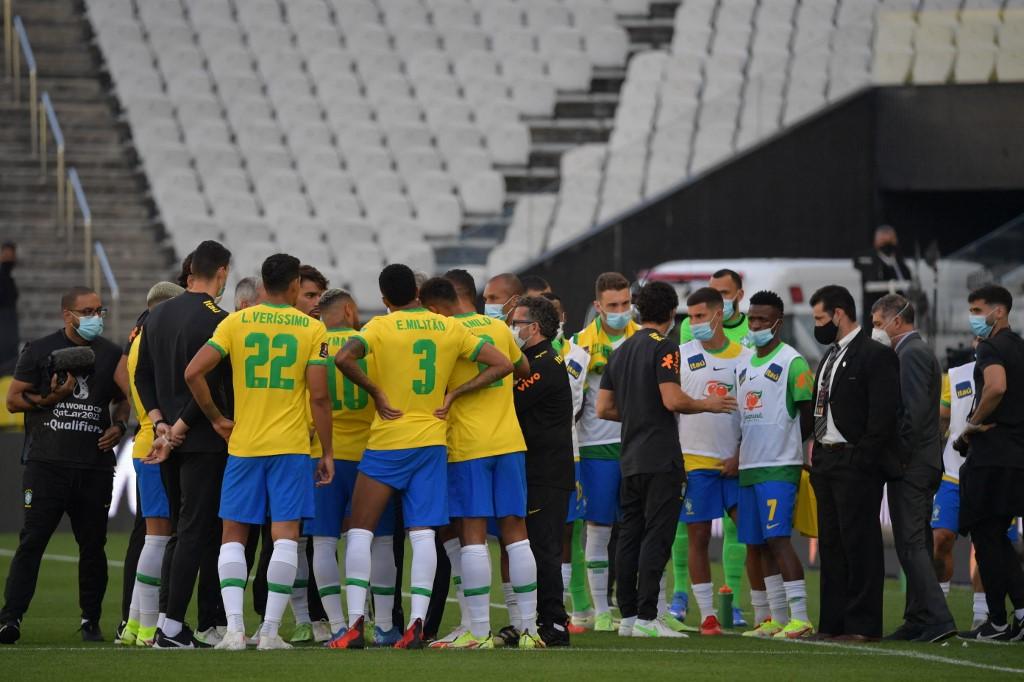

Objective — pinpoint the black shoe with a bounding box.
[913,622,958,643]
[1009,615,1024,643]
[538,621,570,648]
[0,620,21,644]
[497,625,521,648]
[153,623,210,649]
[958,620,1012,642]
[80,620,104,642]
[882,623,922,641]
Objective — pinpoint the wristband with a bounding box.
[22,392,41,410]
[115,420,128,435]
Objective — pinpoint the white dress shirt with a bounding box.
[821,326,862,445]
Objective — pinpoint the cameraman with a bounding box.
[0,287,128,644]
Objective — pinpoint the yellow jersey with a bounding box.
[446,313,526,462]
[127,327,153,459]
[353,307,485,451]
[325,327,376,460]
[207,302,329,457]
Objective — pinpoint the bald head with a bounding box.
[483,273,524,320]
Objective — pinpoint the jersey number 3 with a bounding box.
[244,332,297,389]
[412,339,436,395]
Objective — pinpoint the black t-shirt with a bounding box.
[134,291,232,454]
[600,327,682,477]
[968,328,1024,468]
[513,340,574,490]
[14,329,124,469]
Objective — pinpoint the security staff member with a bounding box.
[854,225,913,329]
[511,296,574,647]
[135,240,233,648]
[0,287,128,644]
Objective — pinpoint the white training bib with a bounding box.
[941,361,975,482]
[737,343,805,470]
[577,335,627,447]
[677,339,749,460]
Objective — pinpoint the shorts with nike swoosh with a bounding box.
[447,452,527,519]
[737,480,796,545]
[566,461,586,522]
[680,469,738,523]
[930,480,959,532]
[133,458,170,519]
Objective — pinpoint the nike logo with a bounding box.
[977,628,1009,640]
[712,366,729,371]
[766,523,780,529]
[528,509,541,515]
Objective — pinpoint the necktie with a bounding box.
[813,344,841,443]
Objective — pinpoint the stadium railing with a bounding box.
[92,240,120,343]
[66,166,94,282]
[11,15,37,154]
[40,91,66,227]
[3,0,11,80]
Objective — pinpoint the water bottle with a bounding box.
[718,585,734,628]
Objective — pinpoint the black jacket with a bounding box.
[813,330,901,478]
[895,331,942,471]
[513,339,574,491]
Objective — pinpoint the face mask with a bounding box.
[814,318,839,345]
[879,243,896,256]
[604,310,632,330]
[747,322,778,348]
[484,303,506,319]
[870,327,891,347]
[557,321,565,339]
[969,313,994,339]
[691,311,719,342]
[75,315,104,341]
[512,325,530,349]
[722,298,735,320]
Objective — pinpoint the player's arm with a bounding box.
[657,342,735,415]
[307,363,334,486]
[435,342,513,418]
[134,327,167,431]
[964,363,1005,434]
[6,344,76,413]
[335,337,401,420]
[512,353,531,381]
[99,395,130,451]
[184,344,233,440]
[114,354,130,402]
[595,388,620,422]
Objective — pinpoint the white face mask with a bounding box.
[512,325,529,349]
[870,327,891,347]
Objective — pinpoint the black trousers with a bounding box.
[971,514,1024,624]
[423,532,450,639]
[526,485,571,627]
[810,446,885,638]
[160,450,225,624]
[120,484,146,622]
[0,461,113,623]
[615,470,682,621]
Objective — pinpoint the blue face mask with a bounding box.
[969,313,994,339]
[76,315,104,341]
[722,298,735,320]
[604,311,632,331]
[691,311,719,342]
[747,326,776,348]
[484,303,506,319]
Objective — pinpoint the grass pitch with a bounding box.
[1,533,1021,681]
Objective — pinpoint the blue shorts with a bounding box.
[133,458,169,519]
[566,461,586,523]
[580,457,620,525]
[359,446,448,528]
[1010,520,1021,543]
[931,480,959,532]
[448,452,527,519]
[305,459,396,538]
[737,481,796,545]
[681,469,738,523]
[220,454,315,524]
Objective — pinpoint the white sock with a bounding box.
[262,539,299,640]
[136,535,169,629]
[444,538,469,630]
[940,581,950,597]
[973,592,989,620]
[561,562,572,602]
[162,618,182,638]
[461,544,492,638]
[312,536,345,632]
[1015,607,1024,621]
[585,525,612,615]
[344,528,373,626]
[503,581,522,630]
[128,583,140,624]
[156,613,165,632]
[750,589,770,623]
[692,582,714,620]
[783,579,808,623]
[657,572,668,617]
[370,536,397,632]
[507,539,538,634]
[765,574,789,626]
[408,529,436,626]
[218,541,248,633]
[289,537,311,625]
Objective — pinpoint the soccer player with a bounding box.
[329,264,513,649]
[676,287,753,635]
[419,273,537,649]
[482,272,524,320]
[673,268,750,627]
[735,291,816,640]
[573,272,637,631]
[182,253,335,651]
[120,282,183,647]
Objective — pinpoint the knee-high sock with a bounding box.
[128,581,141,625]
[671,522,689,595]
[586,525,612,614]
[507,539,538,633]
[136,535,169,629]
[262,539,299,639]
[502,581,522,630]
[562,562,572,602]
[569,520,592,613]
[783,579,808,622]
[370,536,397,632]
[312,536,344,632]
[657,572,668,616]
[408,529,437,626]
[344,529,373,626]
[461,544,492,638]
[692,582,714,620]
[764,573,789,625]
[443,538,469,629]
[289,537,311,625]
[218,541,248,634]
[750,589,770,623]
[722,516,746,604]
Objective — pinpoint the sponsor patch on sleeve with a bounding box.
[567,359,583,378]
[319,342,330,359]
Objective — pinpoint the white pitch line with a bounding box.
[790,638,1024,675]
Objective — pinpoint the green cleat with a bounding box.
[659,613,697,633]
[117,619,139,646]
[290,622,314,644]
[774,619,814,640]
[594,612,619,632]
[742,618,784,638]
[518,630,546,649]
[135,625,157,647]
[448,630,495,649]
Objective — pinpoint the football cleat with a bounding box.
[394,618,424,649]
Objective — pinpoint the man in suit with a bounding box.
[870,294,957,642]
[853,225,913,328]
[808,285,900,642]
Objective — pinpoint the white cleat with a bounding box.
[428,625,468,648]
[246,624,263,647]
[256,633,294,650]
[215,630,248,651]
[631,618,687,638]
[312,620,332,643]
[195,626,223,647]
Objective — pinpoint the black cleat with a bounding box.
[497,625,521,648]
[538,621,571,648]
[394,618,423,649]
[80,620,104,642]
[0,620,21,645]
[958,620,1012,642]
[153,623,210,649]
[913,622,957,643]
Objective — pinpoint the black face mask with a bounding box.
[814,319,839,345]
[878,243,896,256]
